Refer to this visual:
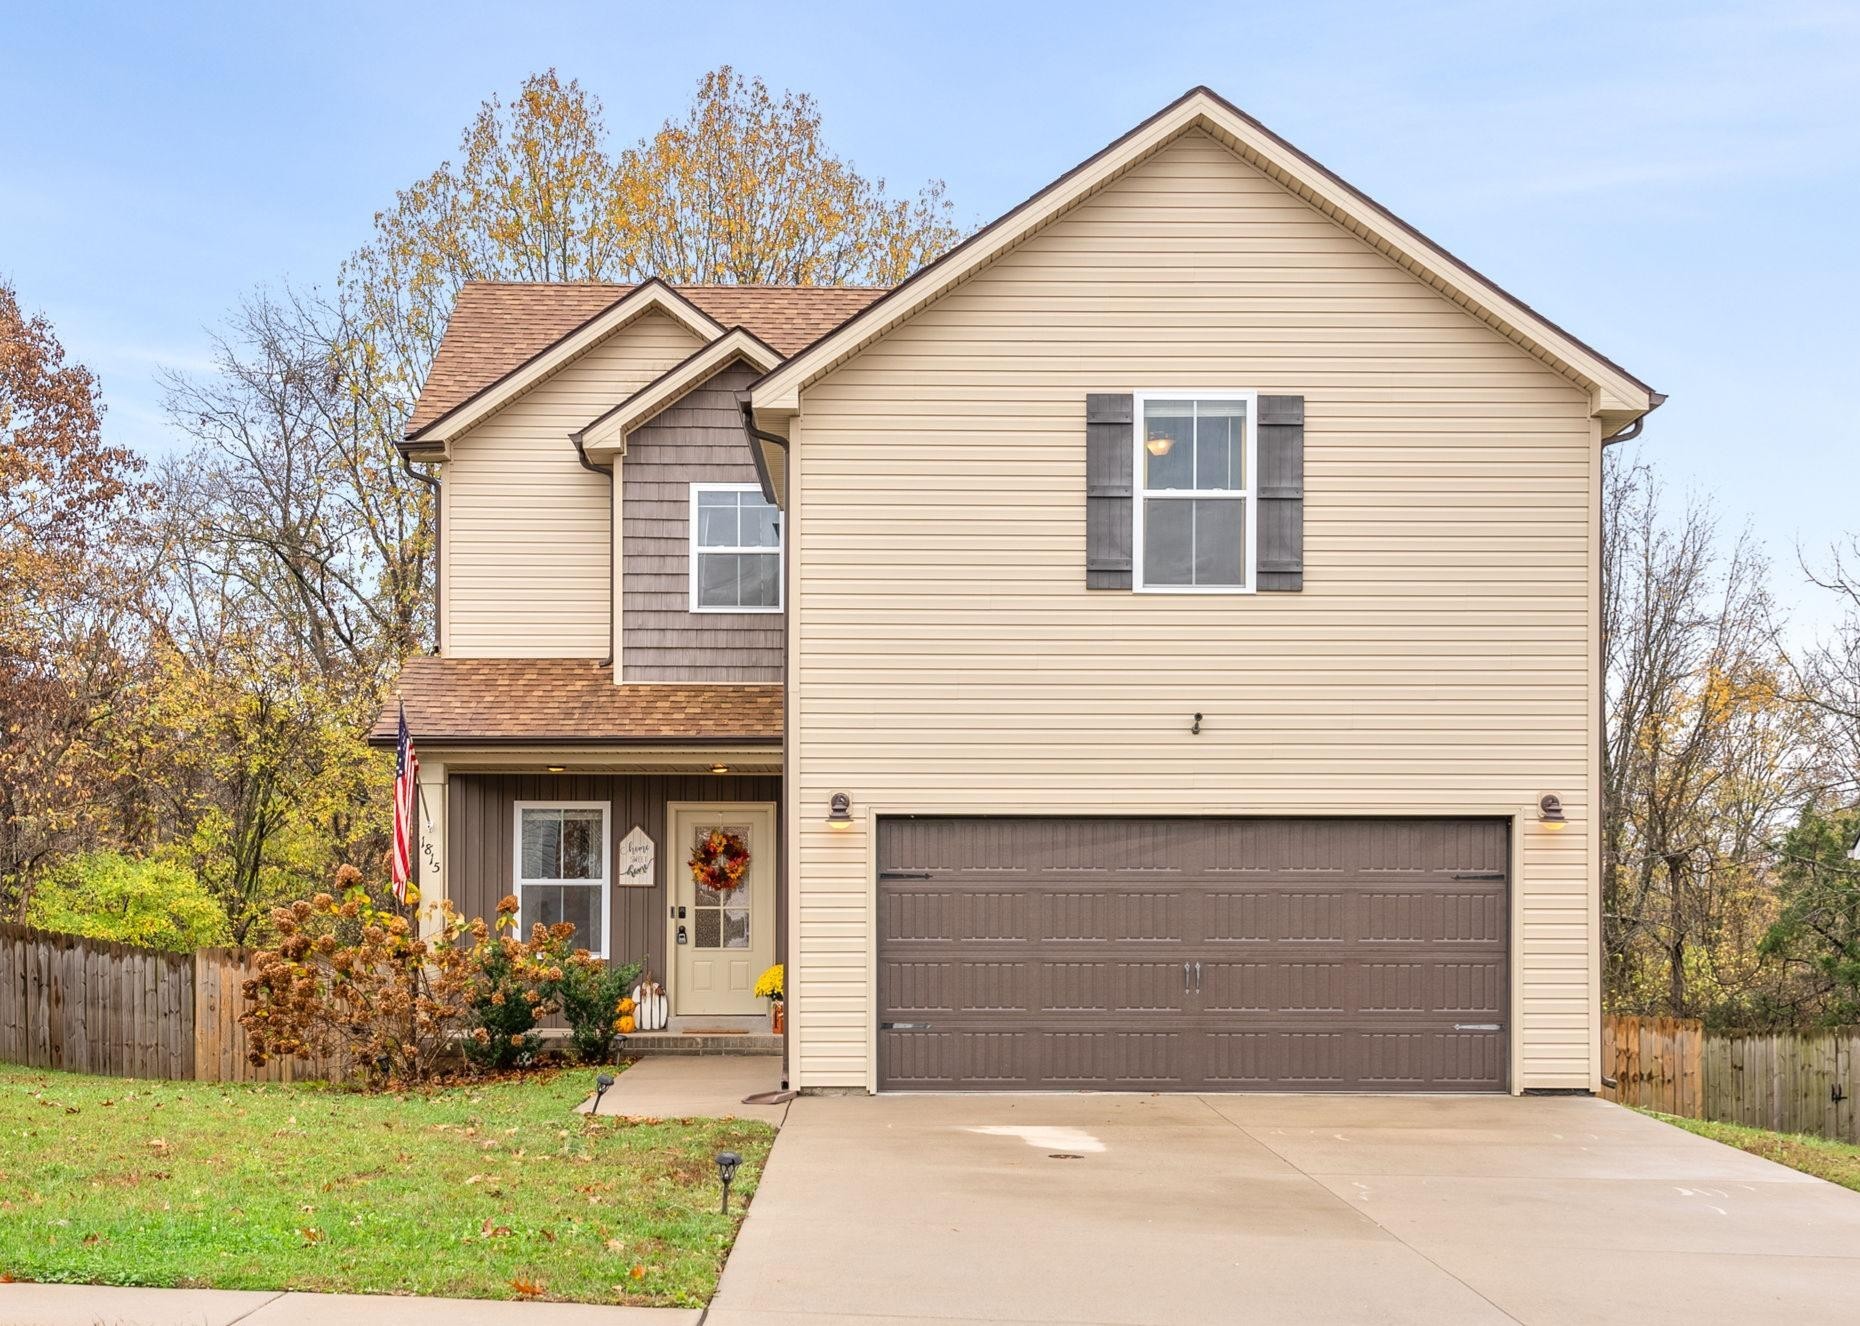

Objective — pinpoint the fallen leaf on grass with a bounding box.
[299,1228,323,1245]
[510,1277,544,1297]
[481,1218,512,1239]
[630,1265,647,1281]
[604,1238,625,1252]
[146,1139,170,1156]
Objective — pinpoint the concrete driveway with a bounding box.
[708,1092,1860,1325]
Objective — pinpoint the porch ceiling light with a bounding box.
[710,763,730,775]
[1538,793,1567,828]
[545,765,566,773]
[827,792,853,827]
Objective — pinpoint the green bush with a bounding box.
[27,853,231,952]
[459,897,560,1071]
[551,952,646,1063]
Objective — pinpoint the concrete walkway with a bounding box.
[707,1092,1860,1325]
[0,1286,696,1326]
[576,1055,789,1125]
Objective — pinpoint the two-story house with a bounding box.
[377,87,1658,1096]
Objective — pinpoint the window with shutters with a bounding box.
[1132,393,1257,592]
[690,483,783,612]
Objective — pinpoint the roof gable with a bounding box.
[751,87,1656,425]
[576,326,783,456]
[405,281,887,442]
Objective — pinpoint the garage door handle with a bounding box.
[1453,1023,1501,1032]
[881,1022,931,1030]
[879,870,932,879]
[1452,872,1505,881]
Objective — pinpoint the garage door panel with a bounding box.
[876,817,1509,1093]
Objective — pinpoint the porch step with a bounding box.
[620,1030,781,1057]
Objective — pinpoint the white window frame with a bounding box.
[1130,389,1259,594]
[512,801,611,958]
[689,482,784,614]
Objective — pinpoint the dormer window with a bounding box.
[691,483,783,612]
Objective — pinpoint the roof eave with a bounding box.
[750,85,1656,419]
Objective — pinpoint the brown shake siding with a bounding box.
[621,362,783,682]
[448,772,782,986]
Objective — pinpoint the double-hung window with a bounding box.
[514,802,609,957]
[1132,393,1257,592]
[690,483,782,612]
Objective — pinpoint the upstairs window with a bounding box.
[691,484,782,612]
[1132,394,1257,592]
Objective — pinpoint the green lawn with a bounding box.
[0,1063,773,1307]
[1650,1112,1860,1193]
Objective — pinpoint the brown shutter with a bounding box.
[1085,393,1133,590]
[1256,394,1304,592]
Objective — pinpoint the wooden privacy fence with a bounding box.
[0,922,342,1084]
[1603,1013,1860,1144]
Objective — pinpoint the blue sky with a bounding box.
[4,1,1855,622]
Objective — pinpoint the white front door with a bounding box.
[669,803,776,1016]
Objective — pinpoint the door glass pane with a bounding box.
[1143,499,1193,586]
[1192,499,1244,585]
[519,810,560,880]
[694,909,721,948]
[722,908,750,949]
[1143,399,1195,489]
[696,490,738,546]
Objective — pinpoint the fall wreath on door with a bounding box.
[689,828,751,896]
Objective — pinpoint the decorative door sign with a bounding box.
[618,826,655,887]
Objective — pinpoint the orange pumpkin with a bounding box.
[617,1015,636,1034]
[617,996,636,1015]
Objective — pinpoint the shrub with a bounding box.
[27,852,230,952]
[550,951,646,1063]
[459,896,565,1071]
[242,872,571,1088]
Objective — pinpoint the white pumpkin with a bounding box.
[630,981,669,1031]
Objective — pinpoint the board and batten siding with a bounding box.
[785,128,1603,1092]
[442,309,704,657]
[448,772,782,987]
[621,361,784,682]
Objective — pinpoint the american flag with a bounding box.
[391,700,419,903]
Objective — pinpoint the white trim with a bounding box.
[411,281,726,444]
[512,800,612,959]
[1130,390,1258,594]
[689,482,784,614]
[749,89,1652,418]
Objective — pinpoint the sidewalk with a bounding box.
[0,1285,699,1326]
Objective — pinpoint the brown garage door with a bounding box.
[877,817,1508,1092]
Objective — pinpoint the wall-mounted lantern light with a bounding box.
[827,792,853,827]
[1538,794,1567,828]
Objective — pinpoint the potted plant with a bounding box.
[754,963,785,1033]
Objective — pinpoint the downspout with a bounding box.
[570,428,617,669]
[1596,405,1649,1089]
[399,452,442,655]
[741,398,794,1092]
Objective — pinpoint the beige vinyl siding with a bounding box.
[442,310,705,656]
[787,129,1601,1091]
